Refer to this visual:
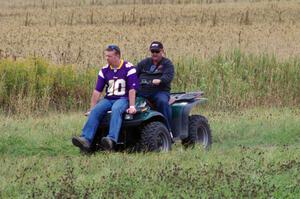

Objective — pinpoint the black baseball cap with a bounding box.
[149,41,164,51]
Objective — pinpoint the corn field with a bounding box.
[0,0,300,114]
[0,0,299,67]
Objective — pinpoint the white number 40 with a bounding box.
[107,79,126,96]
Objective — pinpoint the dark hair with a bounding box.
[105,45,121,57]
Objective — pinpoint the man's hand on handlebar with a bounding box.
[152,79,161,85]
[141,79,161,86]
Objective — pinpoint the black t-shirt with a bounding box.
[136,57,175,95]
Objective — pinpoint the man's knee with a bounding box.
[156,97,169,107]
[111,100,128,113]
[92,104,108,116]
[154,93,169,106]
[111,105,123,113]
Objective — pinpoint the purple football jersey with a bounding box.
[95,60,139,100]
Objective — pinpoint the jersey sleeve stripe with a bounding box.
[98,70,104,78]
[127,68,136,77]
[125,62,134,68]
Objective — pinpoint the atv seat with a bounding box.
[142,92,204,107]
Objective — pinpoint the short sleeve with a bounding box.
[95,69,105,92]
[126,67,139,90]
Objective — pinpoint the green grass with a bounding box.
[1,108,300,198]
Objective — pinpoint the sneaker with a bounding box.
[101,137,114,151]
[72,136,90,150]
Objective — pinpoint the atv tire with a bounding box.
[182,115,212,150]
[138,121,172,152]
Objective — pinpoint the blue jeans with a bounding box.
[139,91,172,131]
[81,98,128,143]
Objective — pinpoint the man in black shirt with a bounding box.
[136,41,175,133]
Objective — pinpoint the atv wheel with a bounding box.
[182,115,212,150]
[138,121,172,152]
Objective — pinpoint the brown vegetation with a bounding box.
[0,0,299,67]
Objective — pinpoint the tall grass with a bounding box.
[174,50,300,109]
[0,58,96,115]
[0,51,299,114]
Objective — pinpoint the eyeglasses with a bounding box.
[151,49,160,54]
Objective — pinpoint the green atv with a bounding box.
[87,91,212,152]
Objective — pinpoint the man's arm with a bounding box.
[136,58,147,77]
[159,59,174,85]
[85,90,102,116]
[127,89,137,114]
[136,62,141,77]
[126,65,139,114]
[90,90,102,109]
[152,59,174,86]
[86,69,105,116]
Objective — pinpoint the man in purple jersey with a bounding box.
[72,45,139,151]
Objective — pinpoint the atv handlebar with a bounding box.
[140,79,153,86]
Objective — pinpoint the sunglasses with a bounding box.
[107,45,120,53]
[151,49,161,53]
